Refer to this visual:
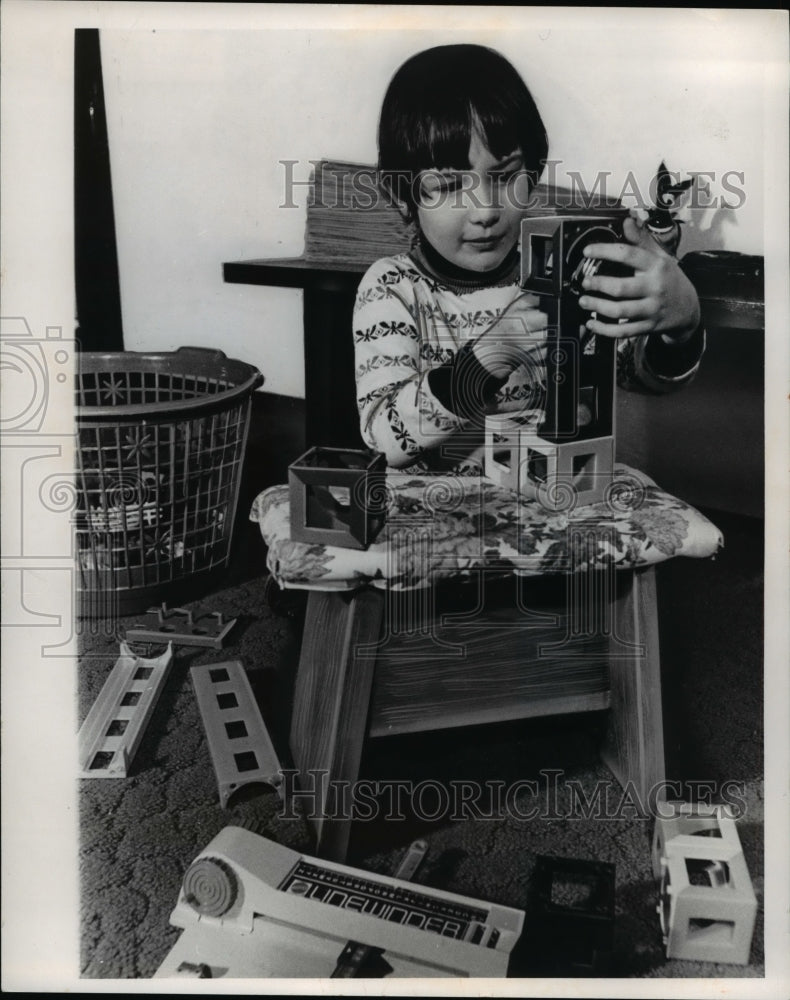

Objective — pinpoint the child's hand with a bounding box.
[470,295,549,379]
[577,214,701,342]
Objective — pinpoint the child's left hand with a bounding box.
[577,212,701,342]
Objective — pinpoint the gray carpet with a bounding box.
[77,511,764,980]
[77,392,764,980]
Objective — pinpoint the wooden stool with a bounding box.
[289,564,665,861]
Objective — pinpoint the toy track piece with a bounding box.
[183,856,238,917]
[191,660,285,809]
[78,642,174,778]
[125,602,237,649]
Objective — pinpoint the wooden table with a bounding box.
[224,256,366,450]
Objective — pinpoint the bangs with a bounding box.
[419,110,476,172]
[419,98,523,172]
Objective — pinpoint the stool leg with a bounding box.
[289,587,384,861]
[601,566,667,806]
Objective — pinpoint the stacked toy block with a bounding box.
[652,801,756,965]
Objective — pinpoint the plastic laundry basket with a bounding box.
[76,347,263,616]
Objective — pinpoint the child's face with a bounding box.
[415,129,530,272]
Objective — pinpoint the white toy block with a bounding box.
[652,801,741,880]
[484,414,524,494]
[653,802,756,965]
[484,414,613,511]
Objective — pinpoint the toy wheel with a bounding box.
[263,574,306,619]
[183,856,238,917]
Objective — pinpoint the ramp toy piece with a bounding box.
[155,826,524,979]
[191,660,284,808]
[652,801,757,965]
[78,641,173,778]
[125,603,237,649]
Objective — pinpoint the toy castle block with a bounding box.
[484,413,613,511]
[288,446,387,549]
[523,855,616,976]
[652,801,757,965]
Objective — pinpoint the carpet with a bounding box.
[77,505,764,980]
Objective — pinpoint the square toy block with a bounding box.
[524,855,616,976]
[484,415,613,511]
[288,447,387,550]
[651,801,743,880]
[656,852,757,965]
[653,802,757,965]
[483,414,525,494]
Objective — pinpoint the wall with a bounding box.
[94,9,777,397]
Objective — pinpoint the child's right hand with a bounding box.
[578,214,701,342]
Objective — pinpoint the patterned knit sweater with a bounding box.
[353,244,705,473]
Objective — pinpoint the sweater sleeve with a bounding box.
[354,259,477,469]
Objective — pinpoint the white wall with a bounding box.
[96,9,778,398]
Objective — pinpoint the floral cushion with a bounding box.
[250,466,723,592]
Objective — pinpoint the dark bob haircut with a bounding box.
[378,44,549,219]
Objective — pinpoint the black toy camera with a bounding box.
[518,214,632,446]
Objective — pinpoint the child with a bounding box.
[353,44,705,474]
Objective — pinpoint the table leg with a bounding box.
[601,566,667,807]
[289,587,384,861]
[303,288,363,449]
